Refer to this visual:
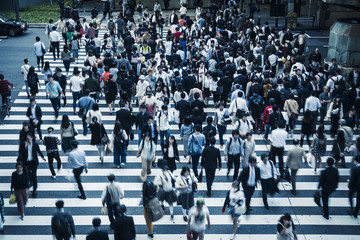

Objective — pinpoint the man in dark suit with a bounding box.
[169,10,178,24]
[201,137,222,197]
[113,204,136,240]
[183,69,197,94]
[318,157,339,219]
[142,115,158,144]
[115,101,132,137]
[190,92,205,115]
[86,218,109,240]
[26,98,43,140]
[134,57,146,78]
[238,157,260,214]
[19,134,45,196]
[349,155,360,218]
[176,92,189,128]
[51,200,75,240]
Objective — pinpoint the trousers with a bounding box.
[244,185,255,210]
[48,151,61,176]
[227,154,240,181]
[270,146,284,176]
[205,168,216,193]
[73,167,85,197]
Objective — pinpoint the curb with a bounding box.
[29,23,47,28]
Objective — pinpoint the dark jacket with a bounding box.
[142,122,158,140]
[142,180,157,207]
[184,75,197,93]
[88,122,107,145]
[115,108,132,133]
[318,166,339,193]
[136,111,150,130]
[201,145,222,170]
[163,143,179,161]
[86,228,109,240]
[26,105,43,124]
[51,211,75,238]
[176,99,190,119]
[113,214,136,240]
[84,77,100,92]
[190,99,205,115]
[238,166,260,189]
[349,165,360,192]
[18,141,44,166]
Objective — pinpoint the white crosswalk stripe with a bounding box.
[1,22,359,240]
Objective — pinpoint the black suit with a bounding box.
[349,165,360,217]
[86,228,109,240]
[190,99,205,115]
[115,109,132,134]
[184,75,197,94]
[318,165,339,218]
[134,62,146,78]
[26,105,43,140]
[113,214,136,240]
[176,99,189,127]
[238,166,260,211]
[142,122,158,144]
[201,145,221,193]
[51,211,75,240]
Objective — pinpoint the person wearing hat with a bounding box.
[69,68,84,114]
[187,199,210,240]
[101,174,124,227]
[43,127,61,179]
[78,89,95,136]
[258,153,277,210]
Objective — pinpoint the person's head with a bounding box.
[209,136,216,145]
[161,104,168,113]
[140,104,147,113]
[196,198,205,210]
[269,98,275,105]
[30,98,36,106]
[195,124,201,132]
[47,127,54,134]
[317,124,325,137]
[36,36,40,41]
[71,140,79,149]
[326,157,335,167]
[24,58,28,64]
[281,213,292,225]
[293,139,299,146]
[237,91,243,98]
[180,166,190,177]
[22,121,30,131]
[246,132,252,140]
[218,102,225,110]
[47,74,54,83]
[147,115,153,125]
[194,92,200,100]
[92,218,101,228]
[55,200,64,209]
[249,156,257,167]
[143,131,151,141]
[261,153,268,162]
[107,174,115,182]
[232,130,239,139]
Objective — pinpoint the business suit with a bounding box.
[201,145,222,194]
[86,228,109,240]
[51,211,75,240]
[113,214,136,240]
[238,166,260,212]
[26,105,43,140]
[176,99,189,127]
[349,165,360,217]
[142,122,158,144]
[318,165,339,218]
[115,108,132,135]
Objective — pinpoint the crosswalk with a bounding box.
[1,21,360,240]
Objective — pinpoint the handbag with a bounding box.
[313,190,321,207]
[234,200,246,215]
[78,101,92,119]
[70,57,75,62]
[192,182,198,193]
[9,193,16,204]
[101,205,107,215]
[290,112,298,120]
[100,124,109,144]
[223,113,232,125]
[71,122,78,136]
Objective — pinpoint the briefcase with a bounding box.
[313,190,321,207]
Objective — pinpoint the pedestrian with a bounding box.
[310,124,327,174]
[348,137,360,163]
[176,166,197,222]
[10,163,30,220]
[51,200,76,240]
[258,153,278,209]
[224,130,243,181]
[213,102,229,148]
[238,157,260,214]
[43,127,61,179]
[18,134,45,197]
[142,115,158,144]
[137,132,156,181]
[187,199,210,240]
[162,135,180,172]
[53,68,67,107]
[318,157,339,219]
[326,96,343,138]
[180,117,194,162]
[156,104,171,148]
[349,155,360,218]
[319,86,331,124]
[61,45,71,76]
[304,91,321,130]
[300,110,314,147]
[0,193,4,234]
[33,36,45,71]
[286,139,305,195]
[101,174,124,227]
[21,58,31,98]
[112,121,128,168]
[105,75,118,115]
[331,130,346,168]
[60,114,77,153]
[45,75,62,119]
[70,35,80,64]
[69,68,83,114]
[202,116,216,147]
[49,26,60,61]
[234,113,253,139]
[19,121,35,145]
[136,104,150,145]
[112,204,136,240]
[115,101,132,137]
[88,116,107,163]
[68,140,88,200]
[86,218,109,240]
[78,89,95,136]
[188,124,206,177]
[269,123,288,178]
[243,132,256,167]
[201,136,221,197]
[277,213,298,240]
[27,67,40,99]
[142,180,158,239]
[283,93,298,138]
[262,98,276,140]
[154,163,177,219]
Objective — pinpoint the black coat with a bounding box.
[18,141,44,166]
[136,112,149,129]
[238,166,261,189]
[142,122,158,140]
[349,165,360,192]
[163,143,179,161]
[318,166,339,193]
[190,99,205,115]
[113,215,136,240]
[184,75,197,93]
[86,228,109,240]
[116,109,132,133]
[51,211,75,238]
[88,122,107,145]
[26,105,43,124]
[201,145,222,170]
[176,99,190,118]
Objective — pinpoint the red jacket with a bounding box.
[262,105,281,123]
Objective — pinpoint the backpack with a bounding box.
[146,197,164,222]
[250,96,262,114]
[274,112,286,128]
[53,213,70,235]
[203,125,216,141]
[92,19,98,29]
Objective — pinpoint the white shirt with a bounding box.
[258,160,277,180]
[136,80,149,97]
[247,165,256,186]
[70,76,84,92]
[304,96,321,112]
[236,119,253,136]
[27,142,33,161]
[21,64,30,81]
[49,31,60,42]
[156,111,171,131]
[229,98,248,114]
[31,105,37,121]
[270,128,288,148]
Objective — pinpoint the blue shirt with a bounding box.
[78,96,95,110]
[188,132,206,155]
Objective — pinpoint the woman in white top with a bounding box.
[137,132,156,181]
[86,103,102,125]
[210,75,219,104]
[173,84,189,103]
[226,180,245,240]
[243,132,256,167]
[187,199,210,240]
[202,71,211,105]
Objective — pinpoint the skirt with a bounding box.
[312,146,325,158]
[158,188,177,203]
[166,157,176,172]
[177,191,194,210]
[62,136,75,153]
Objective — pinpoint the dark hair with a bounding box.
[71,140,79,149]
[209,136,216,145]
[248,156,257,163]
[206,116,213,125]
[61,114,71,129]
[56,200,64,209]
[184,117,192,126]
[113,121,123,134]
[232,130,239,136]
[107,174,115,182]
[327,157,335,166]
[180,166,190,176]
[92,218,101,227]
[317,125,325,139]
[195,124,201,132]
[336,130,345,144]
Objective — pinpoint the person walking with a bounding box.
[326,96,343,138]
[214,102,229,148]
[69,69,83,114]
[201,137,221,197]
[113,204,136,240]
[180,117,193,162]
[331,130,346,168]
[33,36,46,71]
[88,116,107,163]
[112,121,128,168]
[0,193,4,234]
[26,96,42,141]
[136,104,149,145]
[176,166,197,222]
[300,110,314,147]
[68,140,88,200]
[49,26,60,61]
[60,114,77,153]
[18,134,45,197]
[27,67,40,99]
[310,125,327,174]
[238,157,260,214]
[61,45,71,76]
[162,135,180,172]
[105,75,118,115]
[156,104,171,148]
[258,153,278,209]
[318,157,339,219]
[269,123,288,178]
[243,132,256,167]
[78,89,95,136]
[188,124,206,177]
[349,155,360,218]
[51,200,76,240]
[283,93,298,138]
[53,68,67,107]
[224,130,244,181]
[286,139,305,195]
[137,132,156,181]
[304,91,321,130]
[43,127,61,179]
[86,218,109,240]
[277,213,298,240]
[115,101,132,136]
[101,174,124,227]
[21,58,31,98]
[45,75,62,119]
[10,163,30,220]
[187,199,211,240]
[142,180,158,239]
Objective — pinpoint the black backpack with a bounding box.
[203,125,216,141]
[274,112,286,128]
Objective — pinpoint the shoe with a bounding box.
[109,112,112,115]
[264,204,270,210]
[148,233,154,238]
[220,145,224,149]
[206,191,211,197]
[170,214,174,220]
[32,191,37,197]
[313,170,317,174]
[116,165,121,169]
[245,210,250,215]
[161,204,165,210]
[77,195,86,200]
[322,214,329,220]
[51,175,56,179]
[226,170,230,177]
[120,163,125,168]
[230,234,236,240]
[290,190,296,195]
[183,216,188,222]
[353,212,358,219]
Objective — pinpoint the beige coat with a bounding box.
[284,99,299,115]
[286,146,304,170]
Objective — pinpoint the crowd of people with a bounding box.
[1,0,360,239]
